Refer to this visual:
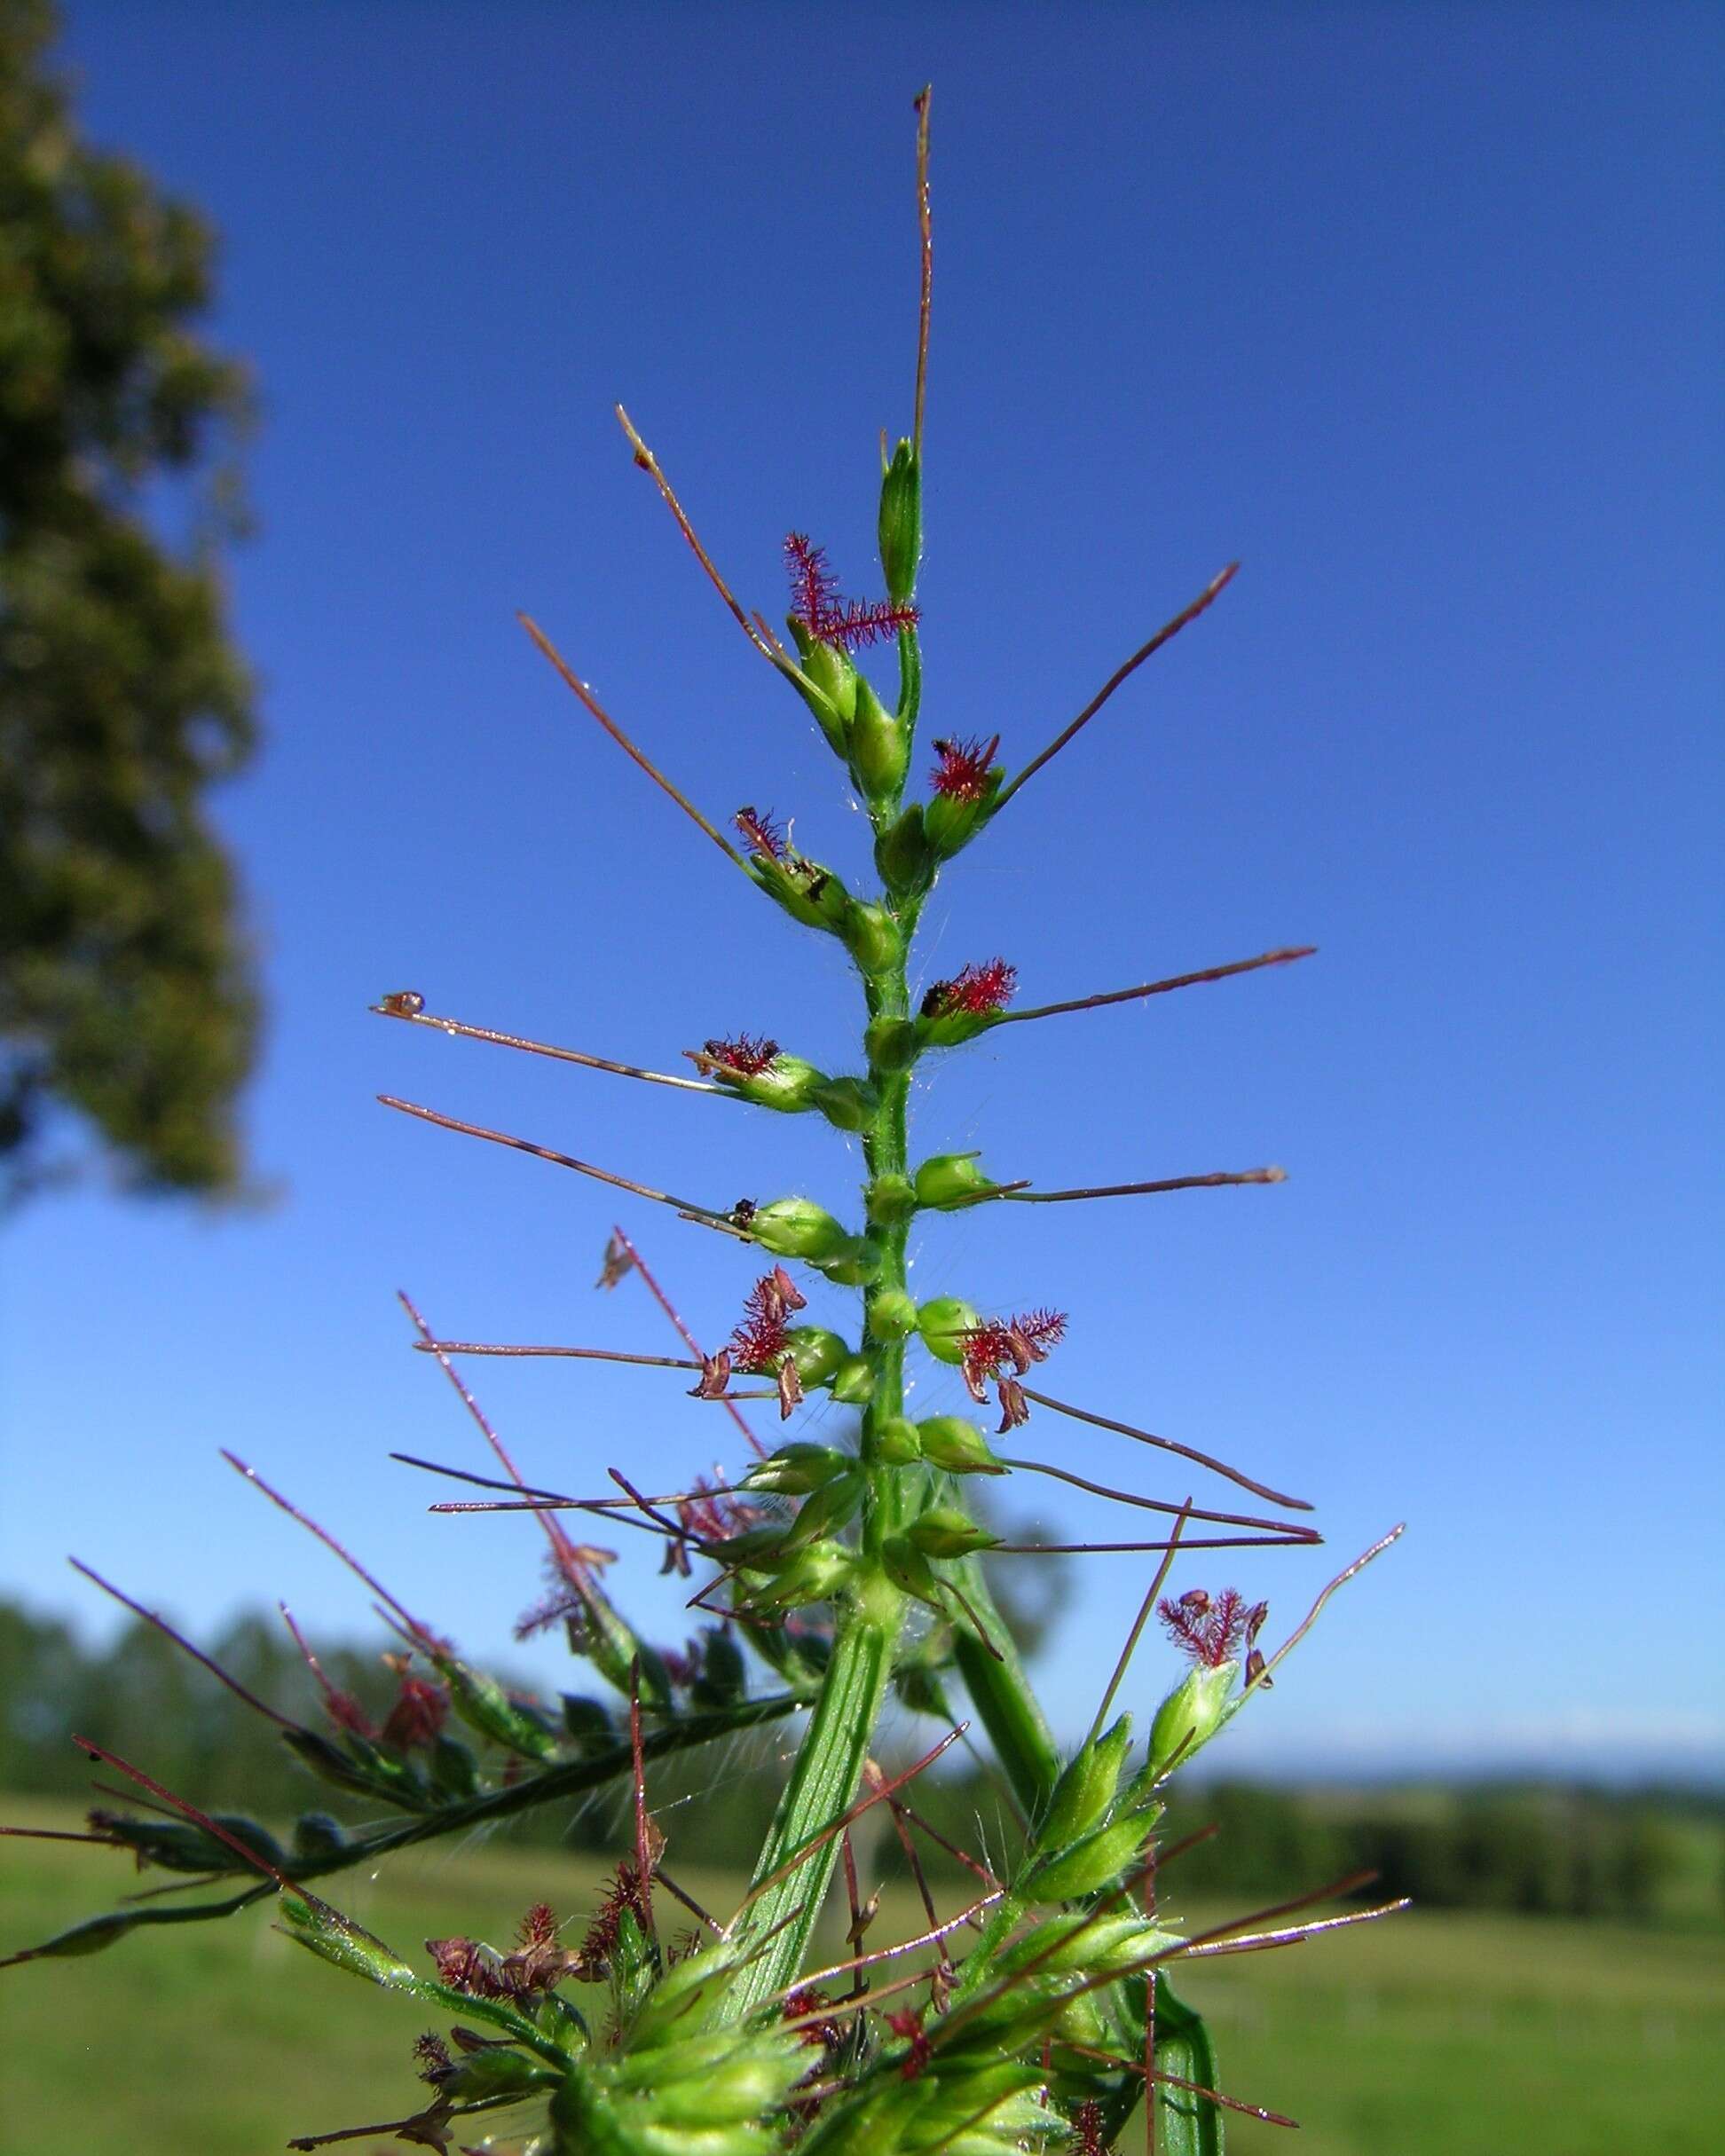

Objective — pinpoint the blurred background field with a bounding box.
[5,1606,1723,2155]
[7,1792,1721,2156]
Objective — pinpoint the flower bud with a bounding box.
[291,1812,348,1862]
[560,1694,618,1750]
[748,1197,852,1262]
[20,1908,146,1961]
[866,1287,918,1342]
[742,1442,853,1496]
[840,898,901,974]
[691,1625,748,1708]
[744,1539,854,1612]
[874,803,935,897]
[878,437,922,603]
[811,1235,880,1287]
[708,1524,794,1572]
[925,768,1003,861]
[847,676,909,799]
[98,1812,276,1875]
[1034,1911,1177,1979]
[880,1533,941,1606]
[750,850,853,935]
[1028,1814,1150,1903]
[913,1151,996,1210]
[1039,1713,1134,1851]
[440,1658,558,1761]
[864,1015,920,1072]
[906,1507,996,1558]
[782,1468,863,1548]
[715,1052,829,1113]
[811,1074,877,1132]
[579,1599,673,1711]
[782,1327,849,1389]
[279,1889,416,1987]
[917,1296,983,1365]
[872,1414,922,1464]
[612,2032,761,2089]
[791,621,860,728]
[429,1733,481,1800]
[1147,1657,1239,1778]
[283,1726,423,1805]
[774,672,847,763]
[626,1941,744,2043]
[440,2050,557,2102]
[916,1002,997,1050]
[207,1813,288,1870]
[648,2050,805,2127]
[865,1173,917,1228]
[830,1353,877,1405]
[916,1414,1004,1475]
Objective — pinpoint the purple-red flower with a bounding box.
[729,1268,807,1373]
[929,734,1000,801]
[886,2006,931,2079]
[414,2032,453,2084]
[1156,1587,1269,1669]
[382,1670,449,1751]
[784,1986,845,2051]
[426,1934,510,1998]
[960,1309,1067,1404]
[703,1033,781,1077]
[922,957,1017,1019]
[575,1848,659,1978]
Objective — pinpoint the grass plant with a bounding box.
[4,92,1409,2156]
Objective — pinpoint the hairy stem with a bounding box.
[724,637,934,2010]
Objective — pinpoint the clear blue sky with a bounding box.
[5,3,1721,1781]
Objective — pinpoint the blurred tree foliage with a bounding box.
[0,0,258,1204]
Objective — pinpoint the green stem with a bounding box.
[725,747,926,2016]
[726,1595,901,2013]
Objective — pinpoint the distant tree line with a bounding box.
[3,1598,1715,1928]
[1152,1777,1708,1925]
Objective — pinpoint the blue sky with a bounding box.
[4,3,1721,1782]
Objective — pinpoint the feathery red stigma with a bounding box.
[578,1856,657,1975]
[1072,2099,1108,2156]
[517,1900,558,1949]
[784,531,920,650]
[704,1033,781,1077]
[922,957,1017,1019]
[729,1268,806,1373]
[281,1605,376,1739]
[1156,1586,1268,1669]
[784,1986,845,2051]
[426,1935,510,1998]
[381,1672,448,1751]
[960,1309,1067,1403]
[673,1478,767,1555]
[735,806,786,860]
[414,2033,453,2084]
[929,733,1000,801]
[784,531,837,628]
[886,2006,931,2079]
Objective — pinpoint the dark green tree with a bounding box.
[0,0,258,1202]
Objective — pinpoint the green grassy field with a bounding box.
[4,1801,1720,2155]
